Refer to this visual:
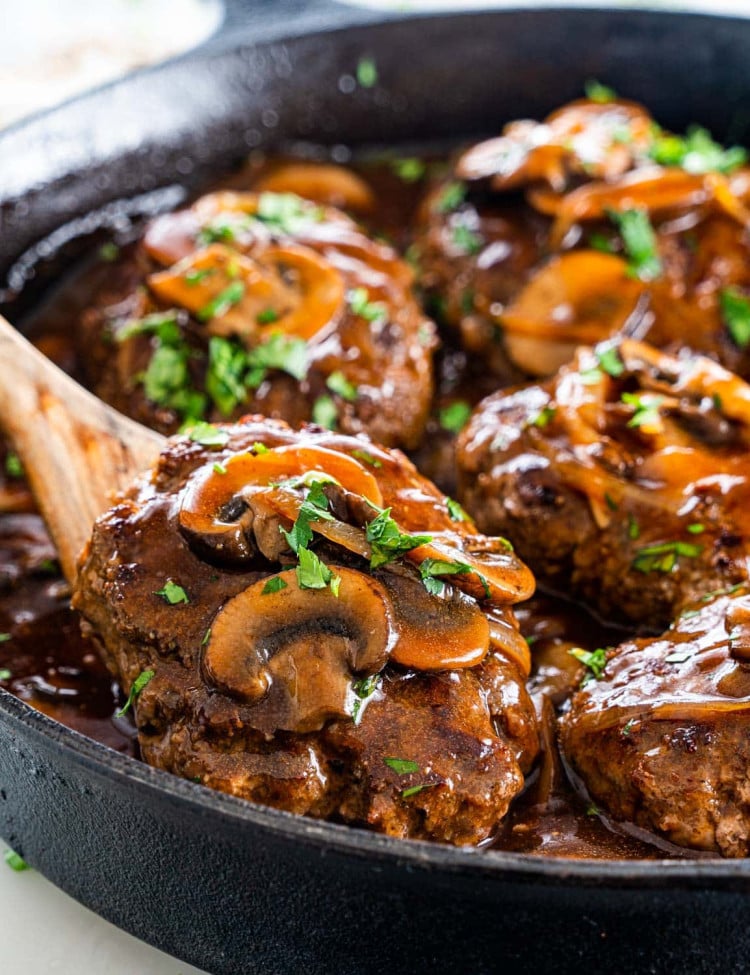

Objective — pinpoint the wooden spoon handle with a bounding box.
[0,315,164,582]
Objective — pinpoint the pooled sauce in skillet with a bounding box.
[0,150,699,859]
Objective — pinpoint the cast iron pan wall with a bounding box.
[1,4,750,973]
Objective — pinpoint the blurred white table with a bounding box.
[2,0,749,972]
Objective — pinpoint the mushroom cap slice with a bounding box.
[178,444,383,564]
[252,161,376,213]
[203,567,396,733]
[375,566,490,670]
[500,251,646,376]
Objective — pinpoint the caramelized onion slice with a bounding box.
[376,566,490,671]
[500,251,645,376]
[203,567,395,732]
[179,445,383,562]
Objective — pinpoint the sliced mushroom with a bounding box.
[375,565,490,670]
[252,161,376,213]
[202,567,396,733]
[179,445,383,564]
[147,242,345,344]
[500,251,646,376]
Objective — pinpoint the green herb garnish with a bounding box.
[384,757,420,775]
[435,181,467,213]
[184,267,216,287]
[255,192,321,235]
[650,124,746,175]
[366,508,432,569]
[206,336,249,415]
[312,395,338,430]
[188,422,230,448]
[356,56,378,88]
[350,674,381,725]
[446,497,471,523]
[585,79,617,104]
[348,286,387,323]
[326,370,358,402]
[632,540,702,574]
[197,280,245,322]
[621,391,663,430]
[256,307,280,325]
[4,849,28,872]
[116,669,156,718]
[451,222,483,256]
[4,453,23,478]
[419,558,473,596]
[569,647,609,684]
[0,668,11,680]
[439,400,471,433]
[529,405,557,429]
[155,580,190,604]
[720,287,750,349]
[98,242,120,263]
[607,208,662,281]
[391,158,426,182]
[596,344,625,378]
[262,576,289,595]
[352,449,382,468]
[296,546,340,594]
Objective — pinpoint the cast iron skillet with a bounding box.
[2,3,750,973]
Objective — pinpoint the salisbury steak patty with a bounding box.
[74,417,539,844]
[457,339,750,629]
[77,189,436,449]
[560,586,750,856]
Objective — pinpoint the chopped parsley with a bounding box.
[312,395,338,430]
[584,79,617,103]
[632,540,702,574]
[384,757,420,775]
[0,634,10,644]
[596,344,625,378]
[196,216,245,246]
[262,576,289,595]
[446,497,471,522]
[439,400,471,433]
[451,222,483,256]
[0,668,11,680]
[665,648,696,664]
[197,280,246,322]
[348,287,387,323]
[4,849,28,872]
[296,545,340,595]
[155,580,190,604]
[621,392,663,431]
[212,461,227,475]
[391,158,426,182]
[246,333,308,386]
[435,181,467,213]
[687,523,705,534]
[350,674,382,725]
[256,307,280,325]
[116,310,182,345]
[326,370,358,402]
[365,508,432,568]
[700,583,744,603]
[529,405,557,429]
[98,242,120,263]
[206,336,249,415]
[605,493,619,511]
[255,192,321,235]
[589,232,616,254]
[4,453,23,478]
[116,669,156,718]
[188,422,230,448]
[627,515,640,540]
[569,647,609,684]
[351,449,382,468]
[253,442,269,455]
[201,628,211,646]
[401,784,436,799]
[649,124,746,175]
[356,56,378,89]
[419,558,473,597]
[719,287,750,349]
[607,208,662,281]
[184,267,216,287]
[621,718,636,737]
[281,481,335,554]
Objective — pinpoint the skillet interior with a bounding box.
[2,3,750,972]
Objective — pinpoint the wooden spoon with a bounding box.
[0,315,164,582]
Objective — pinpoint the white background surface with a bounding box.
[1,0,748,973]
